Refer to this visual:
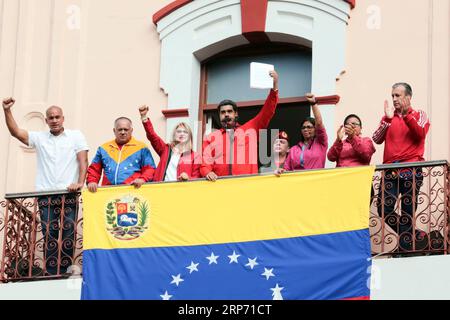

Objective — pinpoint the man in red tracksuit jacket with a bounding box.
[372,82,432,252]
[201,70,279,181]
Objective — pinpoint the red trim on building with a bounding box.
[346,0,356,9]
[153,1,356,25]
[241,0,268,32]
[203,95,340,111]
[241,0,269,43]
[161,108,189,118]
[153,0,193,25]
[317,95,340,105]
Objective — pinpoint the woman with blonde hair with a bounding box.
[139,105,200,182]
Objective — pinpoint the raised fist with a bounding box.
[2,97,15,110]
[139,105,149,117]
[305,93,316,105]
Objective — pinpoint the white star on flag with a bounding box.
[206,252,219,265]
[271,284,284,300]
[160,291,172,300]
[186,261,199,274]
[170,274,184,286]
[261,268,275,280]
[228,251,240,264]
[245,257,259,270]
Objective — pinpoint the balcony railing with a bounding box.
[0,192,83,282]
[0,160,449,282]
[371,160,449,257]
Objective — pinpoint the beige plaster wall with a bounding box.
[0,0,448,196]
[0,0,172,195]
[337,0,449,165]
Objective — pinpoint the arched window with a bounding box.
[201,43,312,162]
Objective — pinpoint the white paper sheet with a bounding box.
[250,62,274,89]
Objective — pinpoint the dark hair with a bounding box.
[344,114,362,127]
[114,117,133,127]
[299,117,316,142]
[392,82,413,97]
[217,100,238,113]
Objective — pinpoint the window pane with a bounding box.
[207,50,312,104]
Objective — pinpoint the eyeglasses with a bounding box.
[345,122,361,127]
[301,125,314,130]
[176,129,188,134]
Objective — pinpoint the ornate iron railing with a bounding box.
[370,160,449,257]
[0,160,449,282]
[0,191,83,282]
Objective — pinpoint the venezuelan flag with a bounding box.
[81,166,374,300]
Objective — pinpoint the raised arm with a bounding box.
[305,93,323,127]
[2,98,29,146]
[139,105,167,156]
[372,100,394,144]
[246,70,279,131]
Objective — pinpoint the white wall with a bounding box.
[370,255,450,300]
[0,277,82,300]
[2,255,450,300]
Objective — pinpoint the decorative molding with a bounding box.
[162,108,189,118]
[153,0,355,25]
[153,0,193,25]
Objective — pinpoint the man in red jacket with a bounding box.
[372,82,431,252]
[201,70,279,181]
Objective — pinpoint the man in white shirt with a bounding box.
[2,97,89,275]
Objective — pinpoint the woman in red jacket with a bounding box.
[139,106,201,182]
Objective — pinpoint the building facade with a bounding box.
[0,0,448,195]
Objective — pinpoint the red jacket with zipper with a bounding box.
[200,89,279,177]
[142,119,201,182]
[372,107,430,164]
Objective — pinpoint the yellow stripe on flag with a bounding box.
[82,166,375,250]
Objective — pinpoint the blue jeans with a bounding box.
[38,194,78,275]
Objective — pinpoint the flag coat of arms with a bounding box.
[82,166,374,300]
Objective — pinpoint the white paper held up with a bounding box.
[250,62,274,89]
